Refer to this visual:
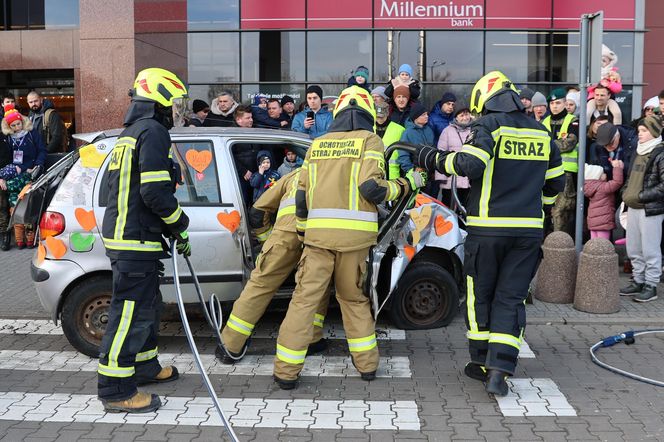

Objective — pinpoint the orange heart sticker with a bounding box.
[45,236,67,259]
[217,210,241,233]
[434,215,453,236]
[185,149,212,173]
[403,245,416,261]
[37,243,46,264]
[74,208,97,232]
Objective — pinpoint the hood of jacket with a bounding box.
[256,149,275,166]
[1,115,33,136]
[210,98,238,117]
[485,89,524,114]
[123,100,158,126]
[328,107,374,133]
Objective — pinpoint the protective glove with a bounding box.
[173,230,191,257]
[413,145,442,172]
[405,169,428,190]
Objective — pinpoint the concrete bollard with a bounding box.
[534,232,577,304]
[573,238,620,314]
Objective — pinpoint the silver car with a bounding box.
[23,127,465,357]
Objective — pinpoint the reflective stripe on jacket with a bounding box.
[440,111,565,237]
[543,113,578,173]
[101,119,188,260]
[296,130,406,251]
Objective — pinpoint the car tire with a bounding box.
[61,276,112,358]
[389,261,459,330]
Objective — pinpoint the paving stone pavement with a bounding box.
[2,248,664,440]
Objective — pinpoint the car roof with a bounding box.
[73,127,313,144]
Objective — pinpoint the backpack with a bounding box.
[43,109,69,153]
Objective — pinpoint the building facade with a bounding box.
[0,0,659,132]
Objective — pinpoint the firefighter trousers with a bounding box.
[464,235,542,375]
[221,230,330,354]
[98,259,164,401]
[274,245,378,381]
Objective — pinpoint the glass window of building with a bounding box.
[485,31,550,83]
[187,0,238,31]
[242,31,305,83]
[425,31,483,82]
[602,33,634,84]
[188,33,240,84]
[45,0,78,29]
[374,30,421,81]
[307,31,372,83]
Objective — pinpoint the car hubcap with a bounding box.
[78,295,111,345]
[404,280,446,326]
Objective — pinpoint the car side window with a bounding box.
[172,141,222,205]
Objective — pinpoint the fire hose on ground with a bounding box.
[589,329,664,387]
[170,241,239,441]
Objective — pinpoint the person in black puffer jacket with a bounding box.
[620,116,664,302]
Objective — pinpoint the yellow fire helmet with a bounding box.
[470,70,519,115]
[333,85,376,123]
[132,67,188,107]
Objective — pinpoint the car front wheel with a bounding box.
[389,261,459,330]
[61,276,112,357]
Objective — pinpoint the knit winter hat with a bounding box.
[253,93,268,106]
[354,66,370,82]
[531,92,547,108]
[643,96,659,110]
[519,88,535,101]
[566,91,581,109]
[280,95,294,106]
[257,154,271,166]
[441,92,457,104]
[3,104,22,126]
[410,102,427,121]
[371,86,388,101]
[584,164,604,181]
[548,88,567,102]
[306,85,323,100]
[398,64,413,77]
[639,115,663,138]
[393,85,410,100]
[192,99,209,113]
[375,102,389,118]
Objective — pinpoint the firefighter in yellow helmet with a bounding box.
[217,169,331,363]
[272,85,427,389]
[411,71,565,396]
[98,68,190,413]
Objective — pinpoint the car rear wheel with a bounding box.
[389,261,459,330]
[61,276,112,358]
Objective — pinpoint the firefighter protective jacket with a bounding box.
[438,110,565,237]
[295,129,407,252]
[249,169,299,241]
[102,117,188,260]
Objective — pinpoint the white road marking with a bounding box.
[519,340,536,358]
[0,350,412,378]
[0,319,405,340]
[495,378,576,417]
[0,392,420,430]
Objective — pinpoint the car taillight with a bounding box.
[40,211,66,239]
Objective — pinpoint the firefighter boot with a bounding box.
[485,369,509,396]
[215,340,248,365]
[14,224,25,249]
[464,362,487,382]
[136,366,179,386]
[102,392,161,413]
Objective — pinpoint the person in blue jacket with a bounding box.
[428,92,456,146]
[291,86,333,139]
[396,102,434,174]
[250,150,281,202]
